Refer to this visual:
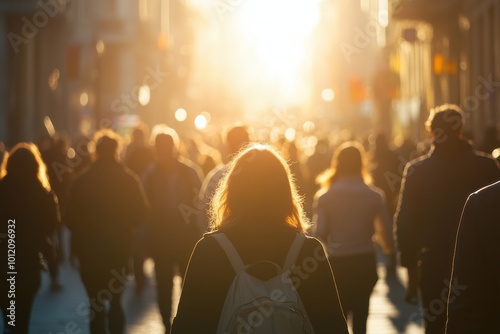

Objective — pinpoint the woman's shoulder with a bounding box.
[302,235,326,254]
[196,232,223,250]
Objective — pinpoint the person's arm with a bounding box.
[44,190,61,234]
[374,191,395,255]
[171,237,233,333]
[297,238,349,334]
[43,190,62,288]
[394,163,420,304]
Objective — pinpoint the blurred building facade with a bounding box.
[0,0,193,147]
[0,0,69,145]
[389,0,500,144]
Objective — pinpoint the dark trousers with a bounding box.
[0,271,40,334]
[329,252,378,334]
[153,252,189,333]
[80,260,128,334]
[419,255,451,334]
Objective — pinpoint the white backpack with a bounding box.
[212,233,315,334]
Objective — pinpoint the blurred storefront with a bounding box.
[0,0,69,146]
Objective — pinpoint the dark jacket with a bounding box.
[0,177,60,276]
[446,180,500,334]
[142,157,202,256]
[171,223,349,334]
[395,139,499,269]
[66,158,149,266]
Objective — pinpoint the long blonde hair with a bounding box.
[0,143,51,191]
[317,141,371,189]
[209,143,309,233]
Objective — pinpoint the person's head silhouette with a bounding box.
[2,142,51,191]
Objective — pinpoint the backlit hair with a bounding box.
[317,141,371,188]
[1,142,51,191]
[93,129,122,159]
[425,104,464,138]
[209,143,309,233]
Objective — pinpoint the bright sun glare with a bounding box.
[190,0,322,115]
[237,0,320,80]
[227,0,321,107]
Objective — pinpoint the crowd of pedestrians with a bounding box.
[0,103,499,334]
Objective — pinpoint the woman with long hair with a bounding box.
[313,141,394,334]
[0,143,60,334]
[172,144,348,333]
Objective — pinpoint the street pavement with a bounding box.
[1,246,424,334]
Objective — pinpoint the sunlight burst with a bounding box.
[237,0,320,81]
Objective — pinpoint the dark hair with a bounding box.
[210,144,308,232]
[93,129,121,159]
[425,104,464,139]
[225,125,250,156]
[1,143,51,191]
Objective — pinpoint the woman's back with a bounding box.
[172,144,348,333]
[316,176,386,257]
[172,223,348,333]
[0,175,58,271]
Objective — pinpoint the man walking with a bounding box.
[67,129,149,334]
[395,104,499,334]
[143,126,203,333]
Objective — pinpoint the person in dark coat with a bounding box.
[123,124,154,292]
[142,126,203,333]
[445,180,500,334]
[369,133,400,277]
[0,143,60,334]
[395,104,500,334]
[66,129,149,334]
[172,144,349,334]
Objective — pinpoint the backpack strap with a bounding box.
[212,233,245,273]
[283,234,306,272]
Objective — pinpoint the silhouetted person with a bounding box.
[66,129,149,334]
[395,104,500,334]
[369,133,400,276]
[305,138,332,219]
[445,180,500,333]
[198,125,250,233]
[370,134,400,214]
[142,126,202,333]
[172,144,349,333]
[40,134,73,284]
[123,124,154,292]
[313,141,394,334]
[0,143,60,334]
[124,124,154,177]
